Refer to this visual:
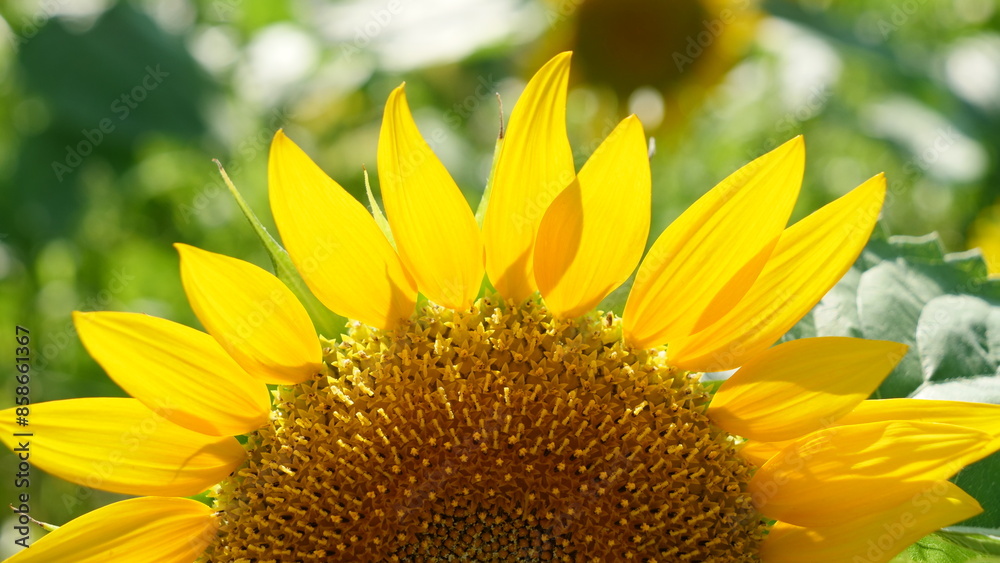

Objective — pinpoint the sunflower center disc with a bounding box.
[205,298,764,561]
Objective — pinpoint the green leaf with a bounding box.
[946,249,992,283]
[813,267,863,338]
[915,376,1000,404]
[893,533,1000,562]
[863,232,947,266]
[936,531,1000,556]
[805,231,1000,399]
[950,453,1000,534]
[913,295,999,386]
[779,309,816,342]
[856,260,949,398]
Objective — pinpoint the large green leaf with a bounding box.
[794,226,1000,540]
[892,533,1000,562]
[857,233,991,397]
[936,531,1000,557]
[951,453,1000,534]
[914,295,999,387]
[856,259,946,397]
[813,266,863,338]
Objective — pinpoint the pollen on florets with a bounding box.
[203,297,764,562]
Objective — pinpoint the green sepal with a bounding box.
[700,378,725,396]
[215,160,347,339]
[471,116,506,302]
[475,122,506,228]
[30,517,59,533]
[363,165,395,247]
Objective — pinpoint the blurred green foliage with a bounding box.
[0,0,998,553]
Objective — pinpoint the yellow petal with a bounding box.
[839,398,1000,436]
[739,439,789,466]
[740,396,1000,466]
[73,311,270,436]
[483,52,575,301]
[750,420,994,527]
[670,173,886,371]
[534,115,650,317]
[377,85,484,309]
[268,130,417,329]
[177,243,324,385]
[0,398,245,496]
[6,497,216,563]
[623,137,805,349]
[760,481,981,563]
[709,337,908,442]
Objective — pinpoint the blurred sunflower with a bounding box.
[536,0,759,131]
[4,53,1000,563]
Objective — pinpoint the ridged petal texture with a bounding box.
[534,115,650,317]
[709,337,907,442]
[73,311,270,436]
[177,243,323,385]
[6,497,216,563]
[669,173,886,371]
[760,481,981,563]
[740,393,1000,467]
[750,421,993,527]
[839,398,1000,436]
[483,52,575,301]
[378,85,484,309]
[739,439,794,467]
[623,137,804,349]
[0,398,245,496]
[268,130,417,329]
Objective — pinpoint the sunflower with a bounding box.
[533,0,759,132]
[4,52,1000,563]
